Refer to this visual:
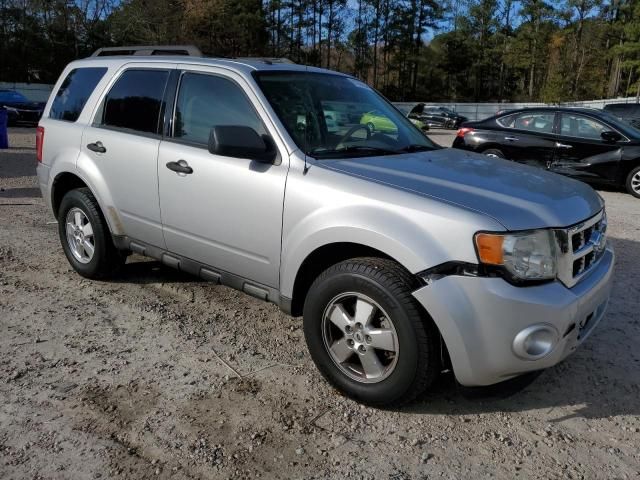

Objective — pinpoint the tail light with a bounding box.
[36,126,44,163]
[456,127,474,138]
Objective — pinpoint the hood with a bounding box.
[321,149,603,231]
[409,103,425,115]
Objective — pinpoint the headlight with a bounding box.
[3,106,18,113]
[475,229,557,282]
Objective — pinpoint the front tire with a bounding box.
[303,257,440,407]
[625,166,640,198]
[58,188,126,279]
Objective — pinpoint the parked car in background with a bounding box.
[360,110,429,135]
[360,110,399,133]
[408,103,467,129]
[453,107,640,198]
[409,117,429,132]
[0,89,45,125]
[603,103,640,129]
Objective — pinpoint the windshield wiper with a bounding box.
[399,144,436,152]
[311,145,402,158]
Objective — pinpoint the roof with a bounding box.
[68,55,348,77]
[499,106,603,114]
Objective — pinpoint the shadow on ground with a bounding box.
[0,186,41,198]
[0,151,37,178]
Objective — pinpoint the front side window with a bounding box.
[173,73,267,146]
[50,67,107,122]
[100,69,169,134]
[498,112,555,134]
[255,72,436,158]
[560,114,608,140]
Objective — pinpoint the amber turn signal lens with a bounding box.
[475,233,504,265]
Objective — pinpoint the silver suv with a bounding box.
[37,53,614,406]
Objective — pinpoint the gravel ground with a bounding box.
[1,128,639,480]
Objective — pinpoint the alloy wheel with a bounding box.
[321,292,399,384]
[632,171,640,195]
[65,207,95,264]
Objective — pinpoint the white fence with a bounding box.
[395,96,640,122]
[2,80,638,120]
[0,82,53,102]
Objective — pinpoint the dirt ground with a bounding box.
[1,127,639,480]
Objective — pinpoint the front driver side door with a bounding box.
[157,68,288,288]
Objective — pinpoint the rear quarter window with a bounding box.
[50,67,108,122]
[98,69,169,135]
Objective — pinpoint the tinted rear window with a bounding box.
[50,67,107,122]
[100,69,169,134]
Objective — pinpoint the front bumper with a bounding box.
[413,244,614,386]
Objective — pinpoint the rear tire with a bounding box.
[625,166,640,199]
[483,148,505,159]
[303,257,440,407]
[58,188,126,279]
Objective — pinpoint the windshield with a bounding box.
[0,91,29,103]
[254,72,437,158]
[598,110,640,136]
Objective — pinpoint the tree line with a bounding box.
[1,0,639,102]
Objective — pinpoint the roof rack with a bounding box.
[234,57,295,65]
[91,45,202,57]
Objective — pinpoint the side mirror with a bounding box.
[208,126,276,163]
[601,130,622,143]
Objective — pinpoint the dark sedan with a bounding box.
[452,107,640,198]
[408,104,467,129]
[0,90,45,125]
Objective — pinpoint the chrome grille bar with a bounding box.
[555,209,607,288]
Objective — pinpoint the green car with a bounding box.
[360,110,398,133]
[361,110,429,134]
[410,118,430,132]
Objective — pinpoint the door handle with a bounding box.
[504,136,519,141]
[166,160,193,175]
[555,142,573,149]
[87,141,106,153]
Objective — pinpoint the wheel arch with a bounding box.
[50,170,123,236]
[478,143,506,155]
[51,172,88,218]
[288,242,401,317]
[620,157,640,186]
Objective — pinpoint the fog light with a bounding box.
[513,324,559,360]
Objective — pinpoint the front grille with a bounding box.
[556,210,607,288]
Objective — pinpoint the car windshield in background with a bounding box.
[254,72,437,159]
[0,91,29,103]
[598,110,640,136]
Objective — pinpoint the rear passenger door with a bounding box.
[80,65,173,249]
[551,112,624,183]
[496,111,557,168]
[157,67,288,289]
